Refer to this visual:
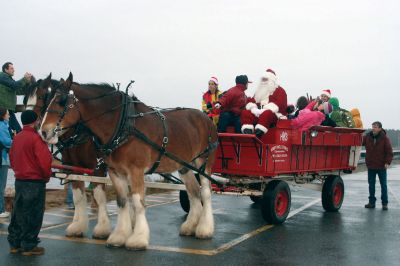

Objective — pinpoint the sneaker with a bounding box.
[243,128,253,134]
[382,204,388,211]
[21,246,45,256]
[0,212,10,218]
[364,203,375,209]
[67,203,75,210]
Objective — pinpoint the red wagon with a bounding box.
[204,120,364,224]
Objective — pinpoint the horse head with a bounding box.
[24,73,56,116]
[40,72,81,144]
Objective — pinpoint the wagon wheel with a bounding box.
[249,195,262,204]
[261,180,291,224]
[322,175,344,212]
[179,190,190,213]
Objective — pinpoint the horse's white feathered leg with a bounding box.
[125,193,149,250]
[106,174,132,247]
[179,170,202,236]
[195,168,214,239]
[66,184,88,237]
[92,184,111,239]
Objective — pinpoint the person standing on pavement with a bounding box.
[0,62,33,133]
[7,110,52,256]
[363,121,393,210]
[0,108,12,218]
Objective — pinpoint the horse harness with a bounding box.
[47,89,219,181]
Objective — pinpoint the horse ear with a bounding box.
[46,73,52,81]
[64,72,73,89]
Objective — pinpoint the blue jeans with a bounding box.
[217,112,241,133]
[368,169,388,204]
[0,166,9,213]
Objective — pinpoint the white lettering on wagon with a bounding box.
[270,145,289,163]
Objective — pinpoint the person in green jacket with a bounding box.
[328,97,355,128]
[0,62,32,133]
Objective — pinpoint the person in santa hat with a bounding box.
[240,69,287,138]
[320,89,332,103]
[201,76,223,126]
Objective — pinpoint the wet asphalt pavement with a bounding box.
[1,166,400,266]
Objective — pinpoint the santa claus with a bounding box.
[240,69,287,137]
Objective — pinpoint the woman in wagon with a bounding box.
[201,76,223,126]
[0,108,12,218]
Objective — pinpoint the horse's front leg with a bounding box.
[66,181,88,237]
[106,170,132,248]
[92,183,112,239]
[125,168,149,250]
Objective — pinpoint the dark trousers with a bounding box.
[218,112,241,133]
[8,110,21,133]
[8,180,46,250]
[368,169,388,204]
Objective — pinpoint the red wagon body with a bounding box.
[212,120,364,177]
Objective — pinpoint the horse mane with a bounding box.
[76,82,140,101]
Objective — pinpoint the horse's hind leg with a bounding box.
[194,160,214,239]
[66,181,88,237]
[125,168,149,250]
[179,168,203,236]
[92,183,112,239]
[106,170,132,248]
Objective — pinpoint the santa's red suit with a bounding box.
[240,69,287,135]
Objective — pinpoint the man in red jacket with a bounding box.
[215,75,251,133]
[363,121,393,210]
[8,110,52,256]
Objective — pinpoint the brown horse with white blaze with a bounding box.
[24,74,111,239]
[40,73,217,250]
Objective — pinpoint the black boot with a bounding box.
[243,129,253,134]
[255,129,264,138]
[364,202,375,209]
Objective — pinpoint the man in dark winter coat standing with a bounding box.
[363,121,393,210]
[7,110,52,256]
[0,62,33,133]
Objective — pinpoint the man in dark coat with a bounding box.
[363,121,393,210]
[215,75,251,133]
[8,110,52,256]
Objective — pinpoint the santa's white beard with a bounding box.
[254,80,278,103]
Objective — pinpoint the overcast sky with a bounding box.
[2,0,399,129]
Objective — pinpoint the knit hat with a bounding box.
[322,102,333,115]
[329,97,340,110]
[21,110,38,125]
[321,89,331,98]
[209,77,218,85]
[235,75,252,85]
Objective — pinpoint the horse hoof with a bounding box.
[92,234,109,240]
[125,246,147,251]
[106,243,124,249]
[66,232,84,238]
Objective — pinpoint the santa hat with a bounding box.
[262,69,277,83]
[209,77,218,85]
[321,89,331,98]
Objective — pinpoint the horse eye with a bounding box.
[58,95,67,106]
